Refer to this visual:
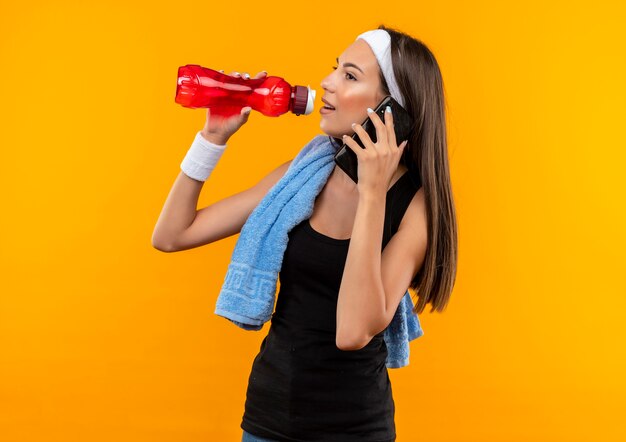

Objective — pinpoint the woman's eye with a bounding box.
[331,66,356,81]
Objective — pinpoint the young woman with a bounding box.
[153,24,457,442]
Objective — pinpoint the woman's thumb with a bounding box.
[241,107,252,117]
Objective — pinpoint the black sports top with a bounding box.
[241,169,421,442]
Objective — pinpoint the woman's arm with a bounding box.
[151,169,205,251]
[152,149,293,252]
[336,189,427,350]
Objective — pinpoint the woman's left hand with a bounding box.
[342,106,408,196]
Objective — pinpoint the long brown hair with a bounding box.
[376,24,458,314]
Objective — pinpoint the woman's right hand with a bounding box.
[200,70,268,145]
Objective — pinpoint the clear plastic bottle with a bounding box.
[175,64,316,118]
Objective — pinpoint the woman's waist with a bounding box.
[266,323,388,368]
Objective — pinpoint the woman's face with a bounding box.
[319,39,388,141]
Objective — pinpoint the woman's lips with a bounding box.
[320,106,335,114]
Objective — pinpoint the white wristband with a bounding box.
[180,131,228,182]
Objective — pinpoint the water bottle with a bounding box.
[175,64,316,117]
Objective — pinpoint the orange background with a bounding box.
[1,1,625,441]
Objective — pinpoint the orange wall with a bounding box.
[1,1,624,441]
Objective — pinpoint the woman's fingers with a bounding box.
[221,70,266,79]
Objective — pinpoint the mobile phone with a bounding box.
[334,95,414,184]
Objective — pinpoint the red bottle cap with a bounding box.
[292,85,316,116]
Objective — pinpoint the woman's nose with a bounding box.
[320,76,333,92]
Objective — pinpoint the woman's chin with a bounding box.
[319,124,349,147]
